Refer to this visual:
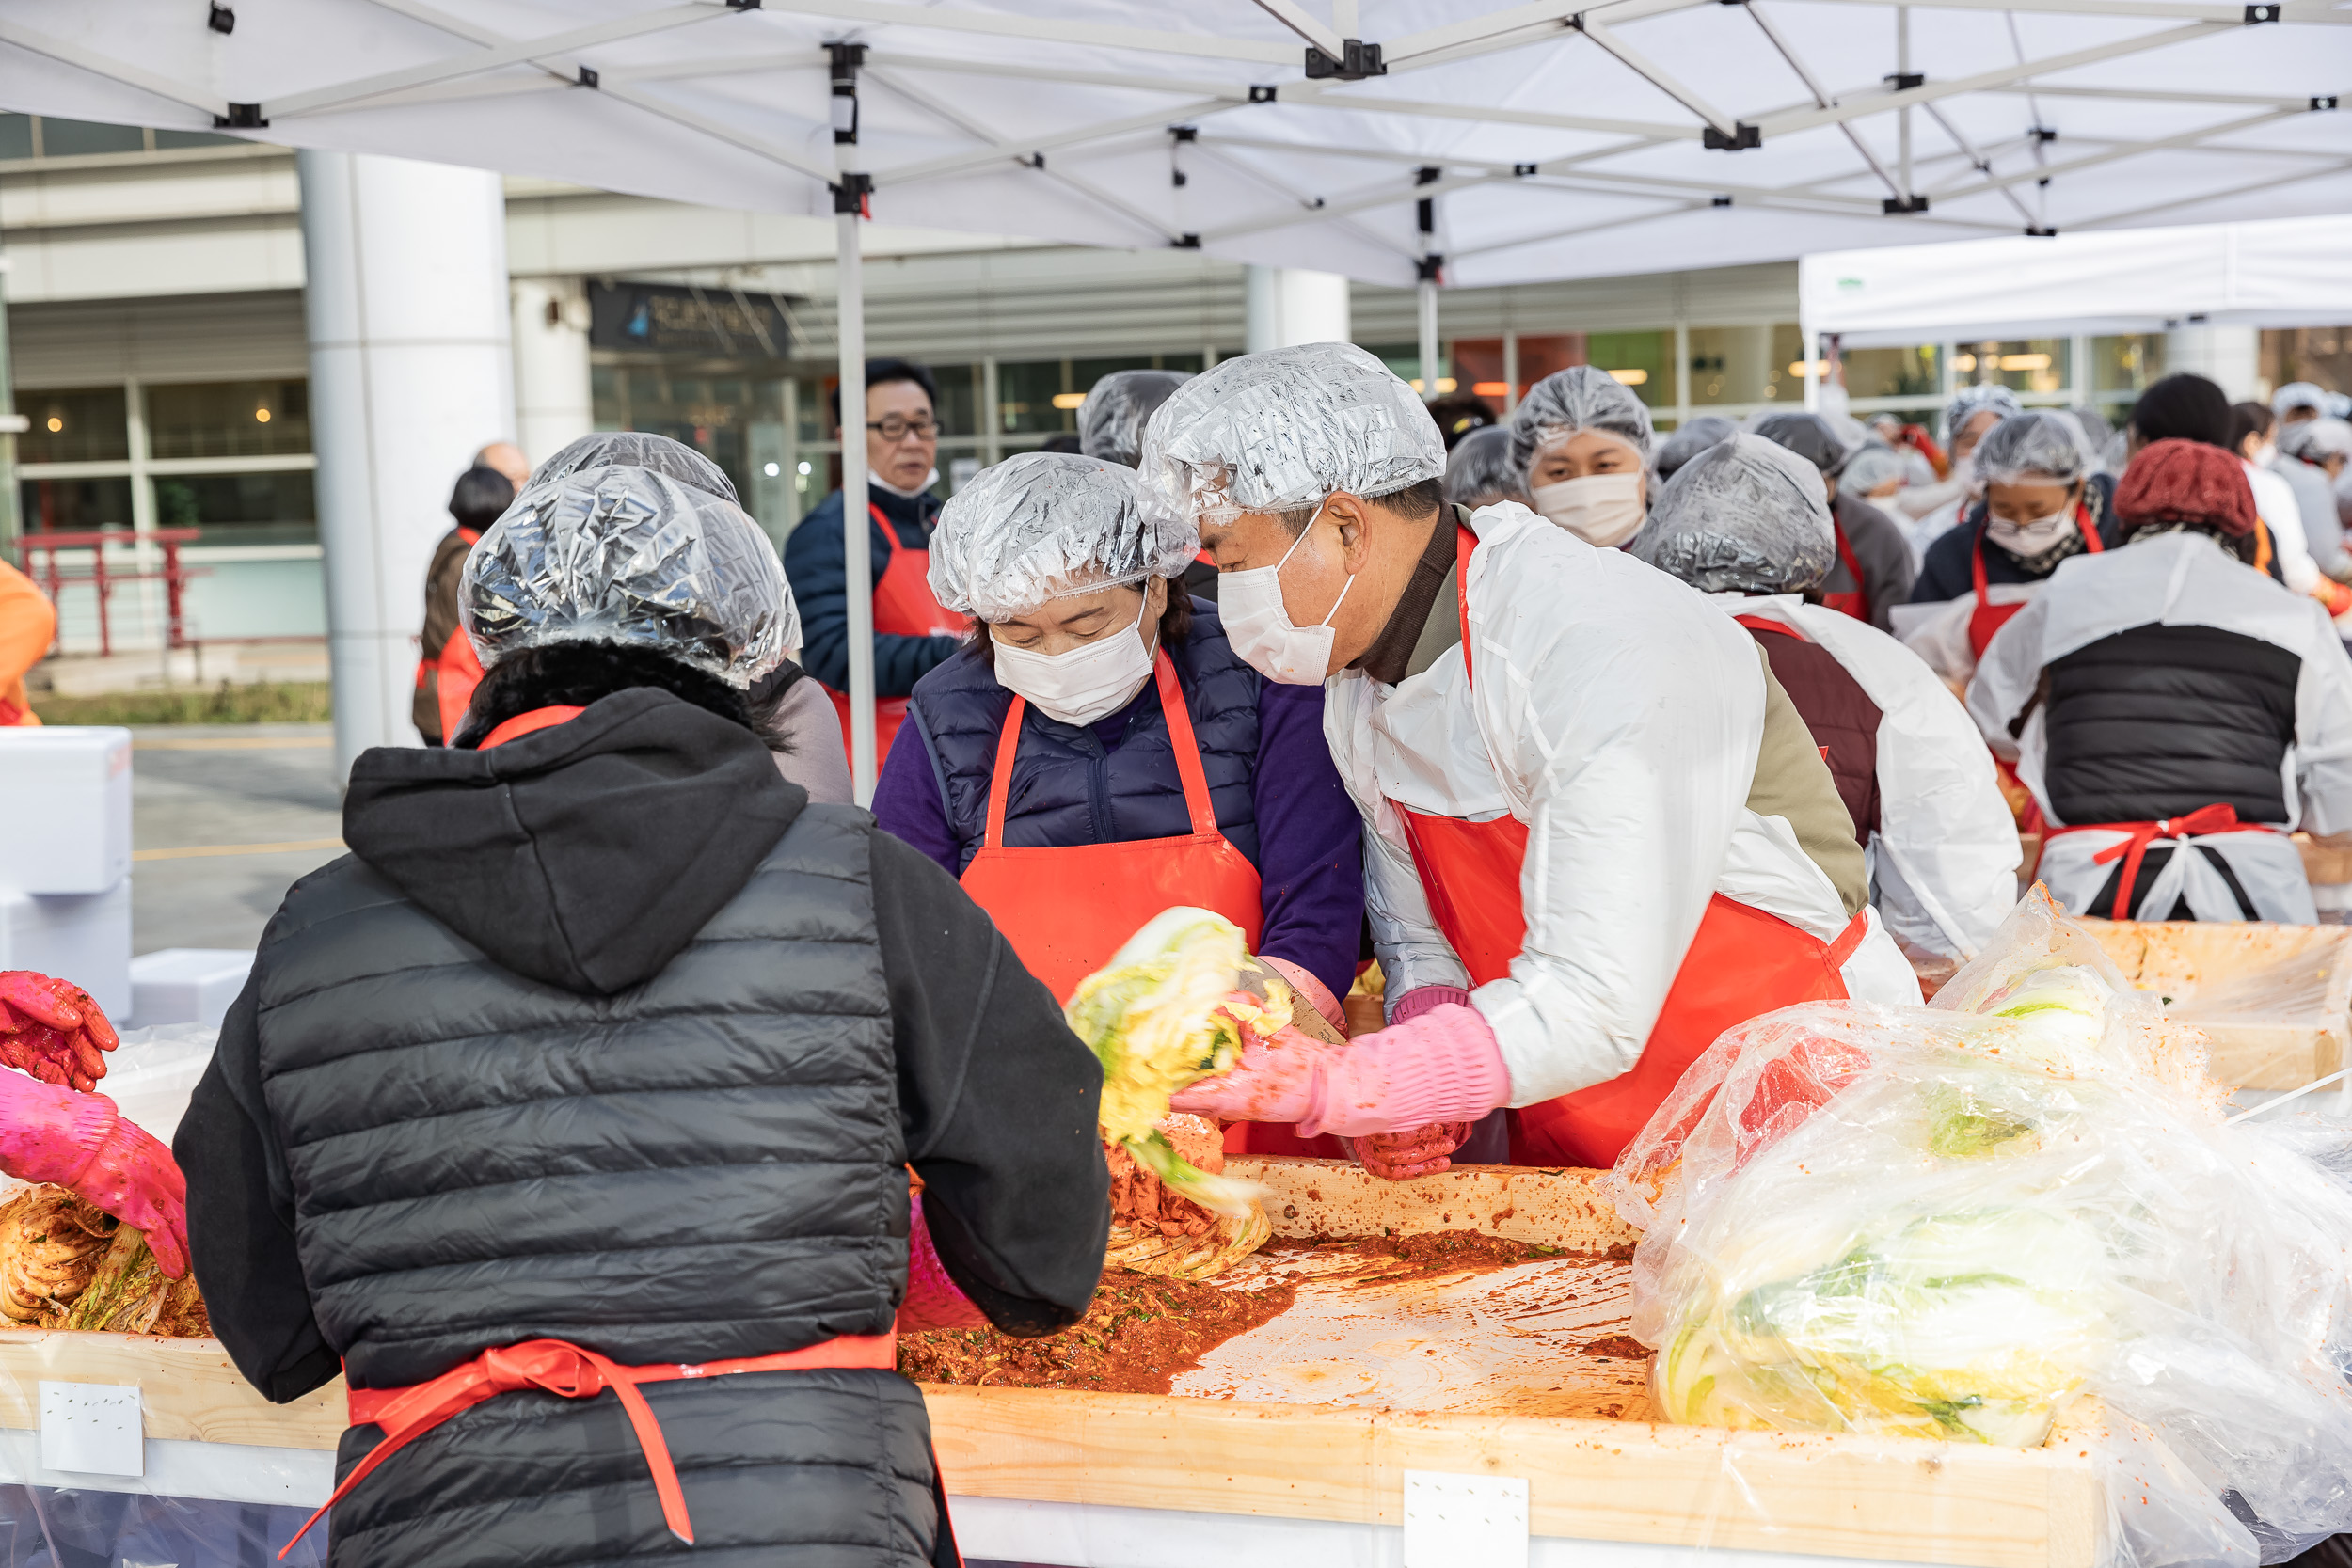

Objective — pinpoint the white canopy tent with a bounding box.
[1803,213,2352,345]
[5,0,2349,793]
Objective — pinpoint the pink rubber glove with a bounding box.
[1345,1123,1473,1181]
[1391,985,1470,1024]
[0,973,119,1092]
[1261,957,1344,1032]
[897,1193,985,1332]
[0,1075,187,1278]
[1168,1004,1509,1140]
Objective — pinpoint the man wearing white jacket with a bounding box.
[1634,435,2021,967]
[1140,344,1916,1179]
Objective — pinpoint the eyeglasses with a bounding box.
[866,416,940,441]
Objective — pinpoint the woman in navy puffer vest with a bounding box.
[871,452,1363,1034]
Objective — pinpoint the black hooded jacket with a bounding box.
[177,688,1108,1567]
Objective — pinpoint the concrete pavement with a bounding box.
[130,724,344,955]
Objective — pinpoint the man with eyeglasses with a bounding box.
[785,357,969,760]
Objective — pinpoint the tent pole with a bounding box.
[838,209,874,804]
[1417,281,1440,400]
[833,42,877,804]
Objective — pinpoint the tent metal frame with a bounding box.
[9,0,2344,797]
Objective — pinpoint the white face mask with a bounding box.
[1529,470,1646,546]
[1986,507,2078,559]
[2252,441,2279,467]
[992,607,1154,726]
[1218,504,1354,685]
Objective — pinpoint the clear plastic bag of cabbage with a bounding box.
[1065,907,1290,1219]
[1608,889,2352,1566]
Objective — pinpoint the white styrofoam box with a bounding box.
[130,948,255,1029]
[89,1022,218,1146]
[0,726,132,895]
[0,879,132,1019]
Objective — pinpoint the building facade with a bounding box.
[0,113,2259,655]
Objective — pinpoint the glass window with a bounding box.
[996,360,1067,436]
[1948,339,2070,397]
[152,472,317,546]
[576,367,783,504]
[1839,345,1941,402]
[146,380,310,460]
[19,477,134,534]
[0,117,31,162]
[2090,334,2167,400]
[1587,331,1673,409]
[38,118,144,158]
[152,127,241,151]
[928,363,979,438]
[20,387,129,464]
[1688,325,1806,405]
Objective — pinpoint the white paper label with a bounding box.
[40,1381,142,1477]
[1404,1469,1528,1568]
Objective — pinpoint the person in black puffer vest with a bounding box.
[1634,434,2022,969]
[869,451,1363,1161]
[1969,437,2352,924]
[175,462,1108,1568]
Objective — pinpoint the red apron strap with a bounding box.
[479,705,585,749]
[2064,801,2253,919]
[1970,519,1992,603]
[868,502,898,569]
[2077,497,2105,554]
[1151,649,1218,837]
[1822,906,1871,971]
[982,696,1025,850]
[1454,524,1477,683]
[1734,613,1803,639]
[1830,517,1869,620]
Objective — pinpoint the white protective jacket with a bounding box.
[1712,594,2021,958]
[1968,531,2352,922]
[1325,502,1918,1107]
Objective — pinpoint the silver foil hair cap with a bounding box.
[1078,369,1192,469]
[461,464,794,688]
[1633,432,1835,595]
[529,431,741,503]
[1137,341,1444,524]
[1510,365,1657,478]
[929,451,1196,622]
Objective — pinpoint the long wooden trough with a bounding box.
[0,1159,2112,1566]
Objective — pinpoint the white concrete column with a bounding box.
[300,150,515,775]
[1245,265,1351,353]
[511,275,593,468]
[2164,325,2262,402]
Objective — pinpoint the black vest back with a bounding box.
[2043,622,2300,826]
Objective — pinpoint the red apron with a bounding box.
[1965,502,2104,657]
[1819,515,1872,622]
[955,651,1336,1158]
[827,503,970,762]
[1392,527,1869,1171]
[958,648,1263,1003]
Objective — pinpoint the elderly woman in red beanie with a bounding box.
[1966,437,2352,922]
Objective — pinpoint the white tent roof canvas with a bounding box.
[1804,213,2352,344]
[2,0,2350,289]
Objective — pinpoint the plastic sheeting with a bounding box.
[1077,371,1191,470]
[1507,368,1655,479]
[462,463,795,688]
[929,451,1193,622]
[1139,343,1443,525]
[1609,890,2352,1566]
[1636,434,1833,595]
